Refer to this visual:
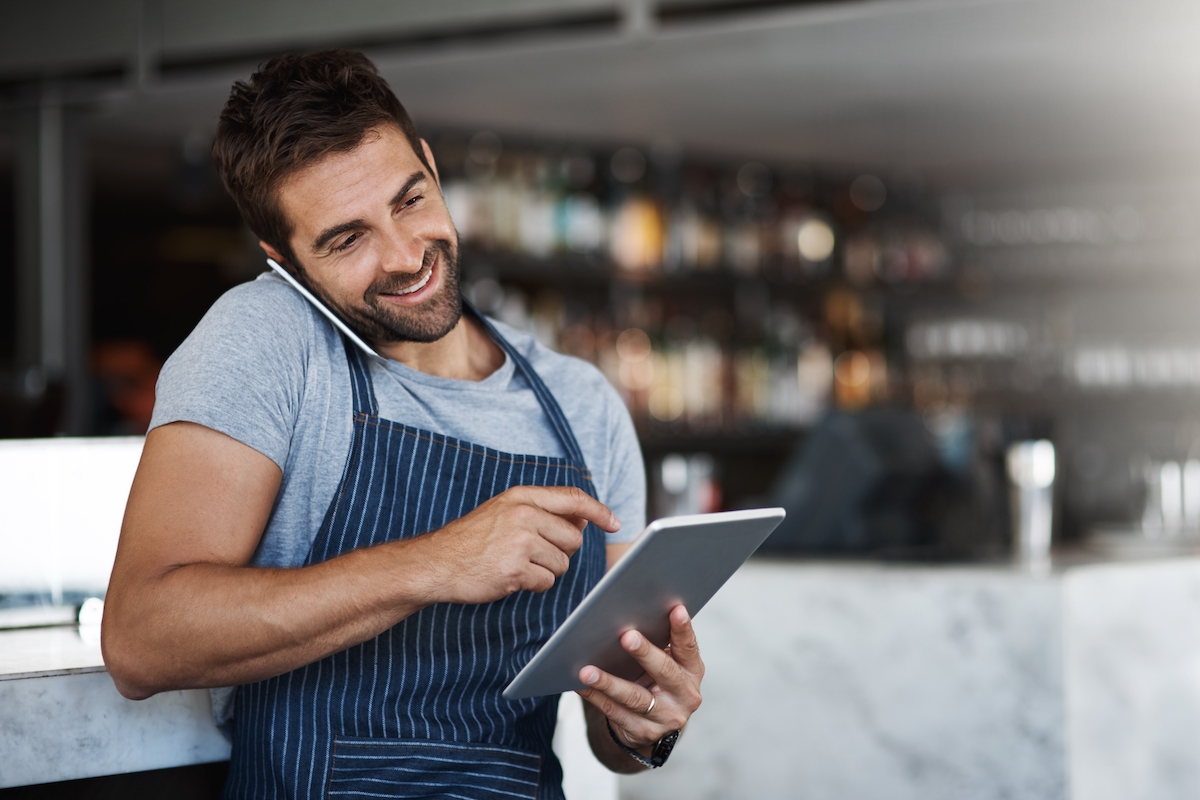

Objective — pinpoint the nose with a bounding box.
[378,223,427,275]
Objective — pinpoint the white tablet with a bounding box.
[503,507,785,700]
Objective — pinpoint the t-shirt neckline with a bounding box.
[374,348,516,393]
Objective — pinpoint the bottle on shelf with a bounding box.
[439,130,942,439]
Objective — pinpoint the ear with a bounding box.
[259,242,291,271]
[420,138,440,186]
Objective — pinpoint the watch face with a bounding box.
[650,729,681,767]
[607,720,681,769]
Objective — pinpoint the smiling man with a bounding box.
[101,51,703,799]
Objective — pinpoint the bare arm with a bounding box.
[102,421,619,700]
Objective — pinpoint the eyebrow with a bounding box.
[310,170,428,252]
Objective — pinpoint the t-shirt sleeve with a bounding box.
[149,276,314,471]
[600,383,647,544]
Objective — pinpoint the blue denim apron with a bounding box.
[224,307,608,799]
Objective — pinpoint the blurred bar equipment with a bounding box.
[653,453,720,518]
[1136,457,1200,539]
[758,410,941,555]
[1007,440,1056,568]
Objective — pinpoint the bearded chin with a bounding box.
[294,238,464,347]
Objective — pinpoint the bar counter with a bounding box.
[619,555,1200,800]
[0,625,615,798]
[0,625,229,789]
[4,555,1200,799]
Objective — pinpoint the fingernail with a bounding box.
[625,631,642,649]
[582,667,599,685]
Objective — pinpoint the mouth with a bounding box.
[395,270,432,295]
[377,256,440,307]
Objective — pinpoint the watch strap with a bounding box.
[606,719,680,768]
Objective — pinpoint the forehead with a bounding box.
[277,125,425,236]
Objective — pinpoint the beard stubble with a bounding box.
[294,238,463,346]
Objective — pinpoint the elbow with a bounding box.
[100,617,162,701]
[111,676,156,702]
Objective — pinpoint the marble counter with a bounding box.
[0,625,108,680]
[617,557,1200,800]
[0,624,615,797]
[8,560,1198,797]
[0,625,231,789]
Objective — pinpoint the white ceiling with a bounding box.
[82,0,1200,189]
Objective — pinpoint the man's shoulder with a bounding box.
[176,272,338,366]
[156,272,343,412]
[151,273,348,467]
[206,272,320,331]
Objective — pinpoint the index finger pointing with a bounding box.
[668,605,704,675]
[518,486,621,533]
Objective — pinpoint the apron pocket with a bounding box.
[328,737,542,800]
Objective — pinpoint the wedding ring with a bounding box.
[640,694,656,716]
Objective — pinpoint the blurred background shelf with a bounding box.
[5,0,1200,548]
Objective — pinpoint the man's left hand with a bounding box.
[576,604,703,752]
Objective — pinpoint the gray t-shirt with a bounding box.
[150,272,646,568]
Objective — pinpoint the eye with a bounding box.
[333,233,360,252]
[401,194,423,209]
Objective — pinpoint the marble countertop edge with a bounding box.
[0,664,108,683]
[0,625,106,681]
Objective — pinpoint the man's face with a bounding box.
[274,125,462,345]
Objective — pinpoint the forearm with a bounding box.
[103,537,438,699]
[583,701,650,774]
[105,420,617,701]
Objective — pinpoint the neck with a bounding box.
[376,313,505,381]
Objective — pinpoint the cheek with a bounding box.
[321,253,381,301]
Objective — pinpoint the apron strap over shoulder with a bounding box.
[340,299,594,482]
[344,338,380,417]
[461,299,592,476]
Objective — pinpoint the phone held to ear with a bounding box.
[265,257,382,360]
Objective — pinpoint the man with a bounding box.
[102,50,704,799]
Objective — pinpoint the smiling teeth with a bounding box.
[397,270,432,295]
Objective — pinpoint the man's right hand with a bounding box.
[415,485,621,605]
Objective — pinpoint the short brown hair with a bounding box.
[213,50,429,268]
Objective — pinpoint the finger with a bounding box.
[576,676,666,747]
[531,508,584,556]
[578,665,656,717]
[519,562,558,594]
[620,629,703,720]
[575,688,660,747]
[667,605,704,676]
[619,629,686,690]
[526,536,571,577]
[515,486,621,533]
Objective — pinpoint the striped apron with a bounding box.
[224,308,608,799]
